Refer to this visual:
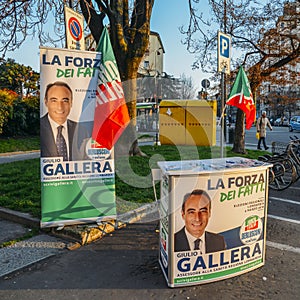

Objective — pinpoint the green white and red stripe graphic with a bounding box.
[92,27,130,150]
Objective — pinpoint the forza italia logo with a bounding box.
[239,215,263,245]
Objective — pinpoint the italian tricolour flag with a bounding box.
[92,27,130,149]
[226,66,256,129]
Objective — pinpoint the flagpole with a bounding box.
[220,102,228,158]
[220,104,227,120]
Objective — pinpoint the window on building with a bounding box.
[144,61,149,69]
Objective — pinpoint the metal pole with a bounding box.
[155,72,159,145]
[224,0,227,33]
[223,74,227,144]
[221,0,227,156]
[220,72,225,158]
[154,49,161,145]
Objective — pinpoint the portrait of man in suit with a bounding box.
[174,189,226,253]
[40,81,90,161]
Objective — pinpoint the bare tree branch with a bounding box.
[182,0,299,82]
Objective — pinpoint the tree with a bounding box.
[0,58,39,98]
[0,59,40,136]
[182,0,300,153]
[0,89,18,135]
[261,59,299,120]
[179,73,197,99]
[137,72,185,101]
[0,0,155,156]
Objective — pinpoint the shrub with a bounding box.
[0,89,18,135]
[1,94,40,137]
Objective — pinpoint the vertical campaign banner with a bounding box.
[40,47,116,228]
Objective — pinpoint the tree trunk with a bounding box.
[232,108,247,154]
[115,77,147,158]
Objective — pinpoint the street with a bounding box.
[226,125,300,234]
[244,125,299,146]
[217,124,299,147]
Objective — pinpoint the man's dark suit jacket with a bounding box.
[174,227,226,253]
[40,114,90,161]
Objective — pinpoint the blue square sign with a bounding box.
[220,35,230,58]
[218,31,231,74]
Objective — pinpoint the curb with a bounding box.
[0,201,159,247]
[117,201,159,224]
[0,207,40,229]
[0,150,40,157]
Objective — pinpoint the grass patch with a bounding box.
[0,159,41,217]
[0,144,265,219]
[0,136,40,153]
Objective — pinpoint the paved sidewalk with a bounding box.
[0,201,159,279]
[0,232,67,278]
[0,150,40,163]
[0,209,70,278]
[0,217,299,300]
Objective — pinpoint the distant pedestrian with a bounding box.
[256,111,273,150]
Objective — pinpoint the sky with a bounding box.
[7,0,208,92]
[151,0,207,91]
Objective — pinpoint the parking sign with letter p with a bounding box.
[218,31,231,74]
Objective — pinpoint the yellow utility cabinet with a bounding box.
[159,100,216,146]
[159,100,187,145]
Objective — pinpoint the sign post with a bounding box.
[217,31,231,158]
[201,79,210,100]
[64,6,85,50]
[218,32,231,75]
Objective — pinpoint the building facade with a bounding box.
[258,0,300,120]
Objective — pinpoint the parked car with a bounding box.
[269,117,275,126]
[289,116,300,132]
[274,117,289,126]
